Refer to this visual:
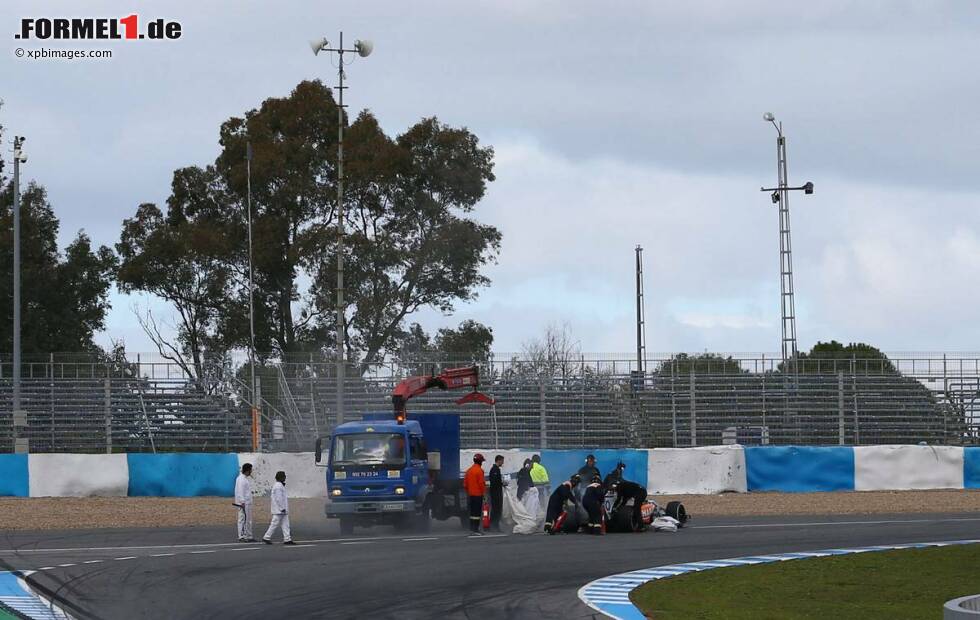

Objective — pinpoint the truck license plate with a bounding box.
[382,503,403,511]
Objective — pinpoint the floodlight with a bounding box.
[14,137,26,163]
[763,112,775,122]
[355,39,373,57]
[803,181,814,195]
[310,37,329,56]
[771,191,780,204]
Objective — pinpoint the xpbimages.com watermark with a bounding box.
[13,14,181,61]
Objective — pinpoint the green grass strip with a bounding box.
[0,603,23,620]
[631,544,980,619]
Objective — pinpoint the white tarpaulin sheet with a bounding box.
[502,485,545,534]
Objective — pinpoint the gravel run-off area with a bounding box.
[2,490,980,531]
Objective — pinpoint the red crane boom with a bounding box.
[391,366,496,423]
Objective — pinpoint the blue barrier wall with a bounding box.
[0,454,29,497]
[965,447,980,489]
[127,453,240,497]
[540,449,648,488]
[746,446,855,492]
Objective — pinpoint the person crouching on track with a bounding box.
[545,474,581,534]
[464,453,487,536]
[612,478,649,532]
[263,471,295,545]
[234,463,255,542]
[582,475,606,535]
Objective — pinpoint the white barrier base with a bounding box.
[28,454,129,497]
[647,446,747,495]
[237,452,327,498]
[855,445,964,491]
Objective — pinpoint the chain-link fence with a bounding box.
[1,353,978,452]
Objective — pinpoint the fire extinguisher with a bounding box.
[482,499,491,530]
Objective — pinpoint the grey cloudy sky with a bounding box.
[3,0,979,355]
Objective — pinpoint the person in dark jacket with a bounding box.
[581,475,606,535]
[488,455,505,532]
[516,458,535,501]
[603,461,625,488]
[544,474,581,534]
[611,478,648,531]
[576,454,601,500]
[577,454,601,482]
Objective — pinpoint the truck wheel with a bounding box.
[339,517,354,536]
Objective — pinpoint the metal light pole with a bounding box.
[634,245,646,375]
[245,141,259,451]
[311,33,373,427]
[11,136,27,453]
[760,113,813,374]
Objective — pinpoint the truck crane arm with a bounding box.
[391,366,496,423]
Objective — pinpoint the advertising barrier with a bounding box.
[745,446,855,492]
[4,445,979,498]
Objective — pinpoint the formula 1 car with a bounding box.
[605,493,689,533]
[551,495,688,534]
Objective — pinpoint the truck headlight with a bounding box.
[394,487,405,495]
[331,488,342,497]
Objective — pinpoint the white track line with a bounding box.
[113,557,136,561]
[0,534,456,555]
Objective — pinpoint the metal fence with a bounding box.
[1,353,978,452]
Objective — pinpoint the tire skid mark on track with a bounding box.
[6,515,979,575]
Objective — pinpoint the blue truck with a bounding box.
[315,412,469,534]
[313,366,495,534]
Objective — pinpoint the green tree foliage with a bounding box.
[118,80,500,375]
[393,319,494,374]
[653,352,747,375]
[0,181,117,354]
[779,340,898,374]
[116,194,234,386]
[434,320,494,363]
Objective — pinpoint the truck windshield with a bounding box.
[333,433,407,466]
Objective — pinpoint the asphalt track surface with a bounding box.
[2,513,979,619]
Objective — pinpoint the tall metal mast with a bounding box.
[761,114,813,374]
[635,245,646,375]
[310,32,373,428]
[775,128,798,369]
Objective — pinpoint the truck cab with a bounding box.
[316,412,465,534]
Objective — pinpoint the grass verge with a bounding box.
[631,543,980,619]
